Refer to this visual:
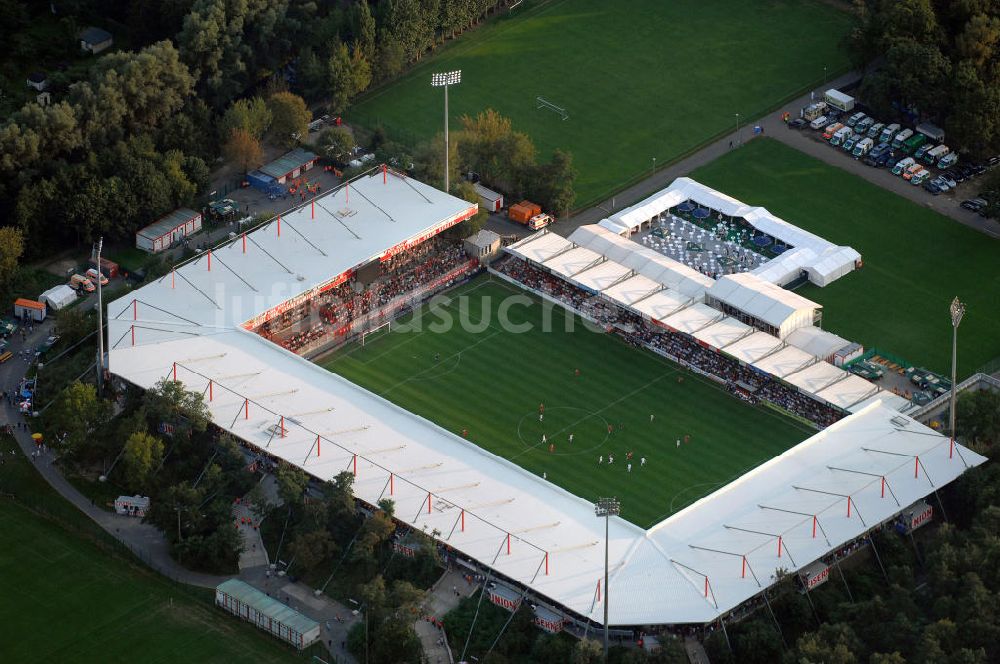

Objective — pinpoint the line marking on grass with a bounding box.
[377,330,502,398]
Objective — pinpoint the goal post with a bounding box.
[536,97,568,121]
[361,320,391,347]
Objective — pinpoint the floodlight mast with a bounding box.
[431,70,461,192]
[595,497,620,663]
[949,297,965,445]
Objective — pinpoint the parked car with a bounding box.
[85,268,109,286]
[70,274,95,293]
[911,168,931,185]
[829,126,851,145]
[853,137,874,158]
[809,115,829,130]
[892,157,916,175]
[902,163,924,181]
[823,122,845,140]
[938,152,959,169]
[880,123,901,144]
[867,122,885,139]
[924,181,943,195]
[961,198,987,211]
[843,134,860,152]
[787,118,807,129]
[970,162,986,176]
[875,150,895,167]
[929,176,950,192]
[856,117,875,134]
[987,155,1000,168]
[914,143,935,161]
[892,128,914,149]
[846,111,866,127]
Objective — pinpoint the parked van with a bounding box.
[829,126,851,145]
[902,163,923,181]
[846,111,866,127]
[843,133,860,152]
[85,268,109,286]
[902,133,927,154]
[880,123,901,144]
[914,143,935,161]
[853,137,875,158]
[938,152,959,169]
[70,274,95,292]
[892,157,915,176]
[856,117,875,134]
[803,102,828,121]
[923,144,950,166]
[892,128,914,149]
[911,168,931,185]
[809,115,830,130]
[867,122,885,139]
[822,122,844,140]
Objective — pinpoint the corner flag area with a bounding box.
[322,277,811,528]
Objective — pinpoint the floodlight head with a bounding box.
[431,70,462,87]
[950,296,965,328]
[595,497,621,517]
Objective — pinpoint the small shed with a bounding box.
[464,229,502,263]
[136,208,202,254]
[114,495,150,517]
[474,183,504,213]
[80,27,113,54]
[39,285,77,310]
[26,72,48,92]
[915,122,945,143]
[215,579,321,649]
[13,298,46,322]
[259,148,319,184]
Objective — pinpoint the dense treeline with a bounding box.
[850,0,1000,156]
[0,0,540,260]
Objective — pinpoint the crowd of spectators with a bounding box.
[494,255,844,428]
[256,238,474,353]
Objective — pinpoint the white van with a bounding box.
[829,126,852,146]
[809,115,829,130]
[880,123,900,144]
[867,122,885,139]
[892,128,914,149]
[846,112,866,127]
[853,137,874,158]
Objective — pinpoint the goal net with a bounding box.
[536,97,568,121]
[361,320,391,347]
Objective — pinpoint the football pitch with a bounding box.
[322,277,811,528]
[350,0,852,207]
[690,138,1000,378]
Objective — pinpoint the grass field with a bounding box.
[350,0,852,207]
[322,277,811,528]
[0,442,310,662]
[689,138,1000,378]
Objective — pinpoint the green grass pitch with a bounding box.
[350,0,852,207]
[322,277,811,528]
[690,138,1000,378]
[0,452,307,663]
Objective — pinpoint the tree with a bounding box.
[224,129,264,174]
[267,91,311,147]
[451,181,488,237]
[572,638,603,664]
[288,530,337,571]
[459,109,537,196]
[276,464,310,505]
[220,97,272,142]
[957,389,1000,451]
[0,226,24,290]
[47,382,113,455]
[356,0,377,60]
[121,431,165,490]
[316,126,356,161]
[375,32,406,81]
[530,149,577,218]
[327,41,370,113]
[142,378,211,439]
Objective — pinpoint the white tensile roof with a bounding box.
[785,326,853,360]
[721,331,785,365]
[707,273,820,331]
[509,230,573,265]
[692,317,754,349]
[752,345,818,378]
[108,175,970,627]
[109,326,986,625]
[601,274,664,306]
[661,303,725,335]
[601,177,860,287]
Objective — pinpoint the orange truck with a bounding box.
[508,200,547,228]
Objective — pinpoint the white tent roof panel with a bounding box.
[661,303,724,335]
[752,345,817,378]
[602,274,664,307]
[692,317,753,350]
[708,273,820,329]
[573,260,633,293]
[785,326,853,360]
[721,331,784,365]
[542,246,604,281]
[508,231,573,265]
[783,361,851,395]
[631,289,692,322]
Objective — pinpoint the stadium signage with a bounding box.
[910,504,933,531]
[534,614,564,633]
[488,587,521,612]
[379,205,478,262]
[242,269,355,329]
[804,565,830,590]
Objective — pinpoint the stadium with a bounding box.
[107,168,985,636]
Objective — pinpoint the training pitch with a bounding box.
[690,138,1000,378]
[322,277,811,528]
[350,0,852,207]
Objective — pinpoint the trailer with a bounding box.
[13,298,46,322]
[824,89,855,113]
[915,122,945,143]
[473,183,504,213]
[136,208,202,254]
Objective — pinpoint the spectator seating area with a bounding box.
[494,255,844,428]
[255,237,475,354]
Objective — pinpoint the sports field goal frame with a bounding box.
[361,320,391,347]
[536,97,569,121]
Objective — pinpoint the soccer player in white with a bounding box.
[641,457,646,466]
[542,434,547,444]
[627,463,632,473]
[608,454,614,465]
[569,433,574,443]
[598,456,603,464]
[650,414,655,423]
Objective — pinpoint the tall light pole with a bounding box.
[431,70,461,192]
[595,497,620,663]
[94,237,105,394]
[949,297,965,442]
